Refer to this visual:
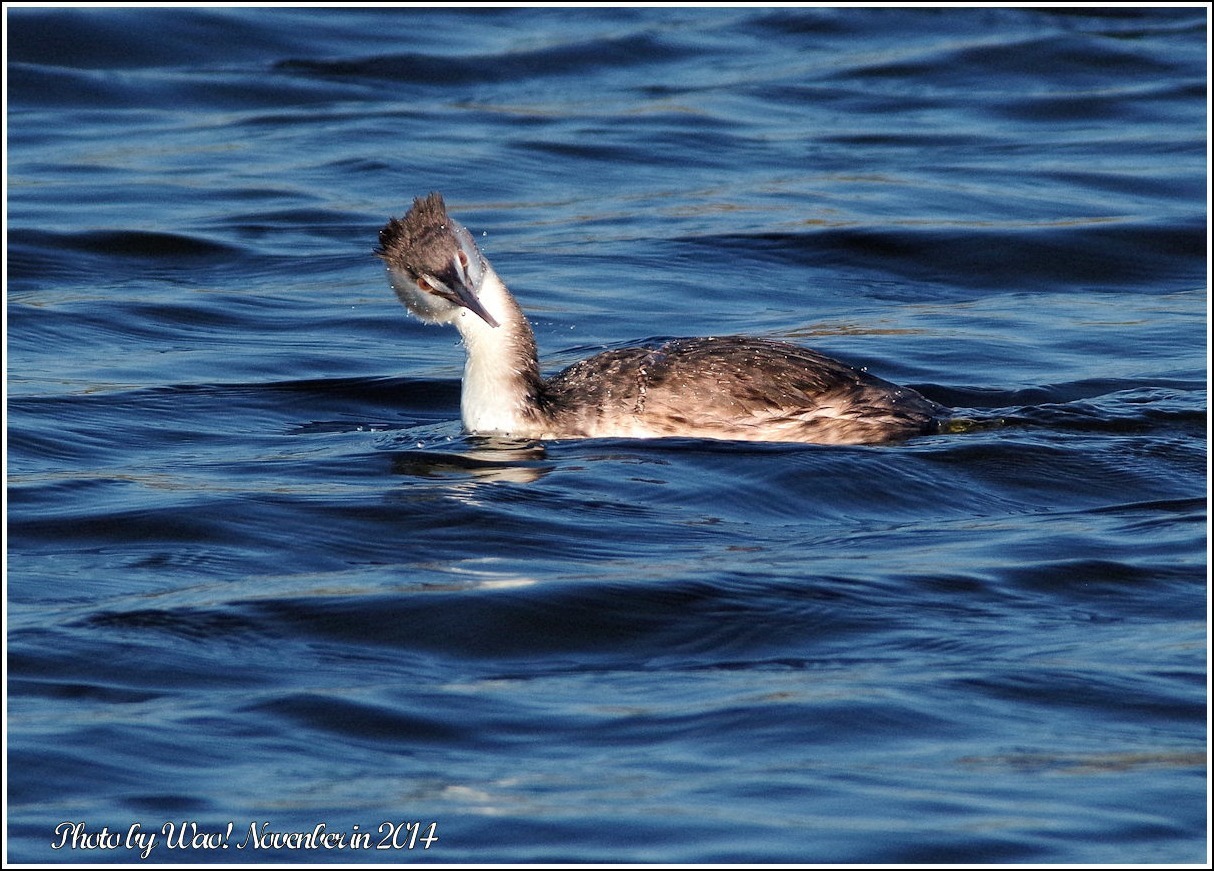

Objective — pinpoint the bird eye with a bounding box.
[457,250,469,268]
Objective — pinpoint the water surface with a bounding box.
[6,6,1208,864]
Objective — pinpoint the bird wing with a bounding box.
[541,337,942,444]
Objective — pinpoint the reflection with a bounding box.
[387,434,552,485]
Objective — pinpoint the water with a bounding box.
[5,6,1208,864]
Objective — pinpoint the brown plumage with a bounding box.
[377,194,456,278]
[376,193,948,445]
[538,337,945,443]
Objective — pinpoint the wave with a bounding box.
[680,218,1206,292]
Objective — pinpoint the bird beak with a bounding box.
[419,267,500,329]
[443,236,499,328]
[446,277,500,329]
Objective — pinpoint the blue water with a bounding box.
[5,6,1208,864]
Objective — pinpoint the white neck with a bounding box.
[452,266,543,436]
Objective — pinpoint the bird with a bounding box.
[375,192,948,445]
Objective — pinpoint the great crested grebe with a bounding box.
[375,192,948,445]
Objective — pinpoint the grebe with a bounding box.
[376,192,948,445]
